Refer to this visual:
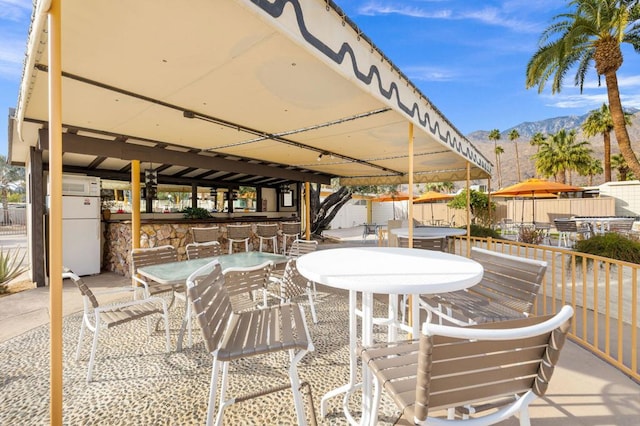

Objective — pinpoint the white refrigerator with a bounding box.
[61,194,101,276]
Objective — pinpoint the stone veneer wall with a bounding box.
[103,220,290,277]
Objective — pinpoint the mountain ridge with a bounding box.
[464,109,640,188]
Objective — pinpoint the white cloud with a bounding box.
[0,0,32,21]
[358,2,452,19]
[357,1,542,33]
[403,65,457,82]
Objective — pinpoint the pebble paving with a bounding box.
[0,287,406,425]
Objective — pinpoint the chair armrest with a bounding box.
[95,296,168,313]
[91,286,138,296]
[131,275,150,290]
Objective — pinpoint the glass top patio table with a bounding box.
[137,251,288,285]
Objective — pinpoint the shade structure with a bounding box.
[9,0,492,187]
[492,179,582,222]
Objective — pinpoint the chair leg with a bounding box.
[288,348,308,426]
[215,362,231,426]
[244,239,249,252]
[368,373,382,426]
[205,359,221,426]
[160,300,171,352]
[306,289,318,324]
[75,317,87,361]
[87,314,101,383]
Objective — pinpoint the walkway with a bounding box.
[0,237,638,424]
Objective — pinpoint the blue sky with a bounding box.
[2,0,640,156]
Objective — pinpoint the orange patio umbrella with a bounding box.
[372,191,411,220]
[413,191,454,223]
[492,178,582,223]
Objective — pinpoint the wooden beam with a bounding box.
[39,130,331,184]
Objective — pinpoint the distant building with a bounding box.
[597,181,640,218]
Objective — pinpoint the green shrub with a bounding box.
[464,224,502,239]
[0,247,28,293]
[181,207,211,219]
[574,233,640,264]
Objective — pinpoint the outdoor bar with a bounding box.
[4,1,637,426]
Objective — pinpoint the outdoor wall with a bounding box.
[103,219,287,277]
[598,181,640,218]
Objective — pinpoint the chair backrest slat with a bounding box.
[223,261,273,312]
[280,259,309,299]
[398,236,447,251]
[257,224,278,238]
[186,241,221,259]
[288,239,318,258]
[131,245,178,274]
[191,226,219,243]
[414,309,572,419]
[554,219,578,232]
[187,262,233,353]
[227,224,251,240]
[470,247,547,315]
[282,222,301,235]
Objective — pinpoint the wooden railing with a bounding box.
[450,235,639,382]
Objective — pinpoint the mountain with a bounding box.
[466,109,640,188]
[467,107,640,140]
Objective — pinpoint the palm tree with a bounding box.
[494,145,505,187]
[526,0,640,178]
[582,103,632,182]
[488,129,501,187]
[533,129,592,183]
[611,153,635,181]
[0,155,25,225]
[579,157,604,185]
[425,181,455,193]
[529,132,546,178]
[509,129,522,181]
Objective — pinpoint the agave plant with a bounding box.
[0,246,28,291]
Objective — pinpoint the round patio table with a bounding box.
[390,226,467,238]
[296,247,483,425]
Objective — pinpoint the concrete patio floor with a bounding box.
[0,234,638,425]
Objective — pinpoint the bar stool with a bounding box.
[226,224,251,254]
[256,223,278,253]
[281,221,301,255]
[191,226,219,243]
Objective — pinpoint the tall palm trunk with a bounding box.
[603,131,611,182]
[514,142,521,182]
[605,72,640,178]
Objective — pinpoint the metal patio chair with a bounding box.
[554,218,590,248]
[131,245,180,301]
[226,224,251,254]
[359,306,573,425]
[64,268,170,382]
[256,223,279,253]
[420,247,547,326]
[222,260,274,312]
[268,258,318,324]
[187,260,314,426]
[281,221,301,255]
[191,226,219,243]
[186,241,222,260]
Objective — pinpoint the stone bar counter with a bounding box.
[103,214,299,277]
